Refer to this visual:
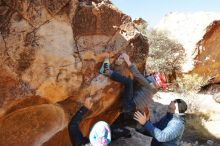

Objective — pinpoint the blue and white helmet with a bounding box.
[89,121,111,146]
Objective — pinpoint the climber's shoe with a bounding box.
[99,58,110,74]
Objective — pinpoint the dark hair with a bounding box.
[174,99,187,113]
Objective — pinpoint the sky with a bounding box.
[111,0,220,26]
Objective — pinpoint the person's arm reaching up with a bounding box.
[68,97,93,146]
[122,53,156,93]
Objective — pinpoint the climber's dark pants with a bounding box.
[110,71,136,113]
[110,71,137,138]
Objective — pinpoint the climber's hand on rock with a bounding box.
[122,53,132,66]
[84,97,93,110]
[133,111,149,125]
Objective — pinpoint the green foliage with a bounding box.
[175,74,209,93]
[136,27,186,74]
[145,29,186,74]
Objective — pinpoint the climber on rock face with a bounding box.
[68,97,111,146]
[99,52,167,140]
[134,99,187,146]
[100,52,166,113]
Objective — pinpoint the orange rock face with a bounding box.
[192,20,220,83]
[0,0,149,145]
[0,104,67,146]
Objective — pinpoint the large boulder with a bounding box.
[0,0,149,145]
[155,12,220,81]
[0,104,67,146]
[192,20,220,83]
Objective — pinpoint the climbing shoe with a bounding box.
[99,58,110,74]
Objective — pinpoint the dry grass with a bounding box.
[182,113,220,145]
